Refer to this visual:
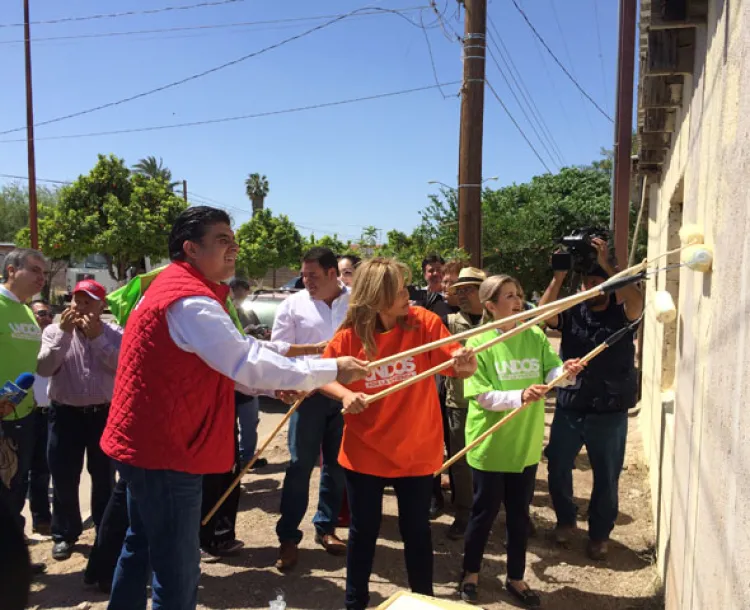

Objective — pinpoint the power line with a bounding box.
[485,42,561,169]
[0,173,70,185]
[484,79,552,173]
[0,0,247,28]
[486,15,566,166]
[0,82,461,143]
[0,8,428,45]
[0,6,428,137]
[508,0,613,122]
[591,0,610,109]
[419,10,457,100]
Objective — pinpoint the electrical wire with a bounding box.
[0,82,461,143]
[0,7,428,45]
[486,15,566,166]
[0,5,431,137]
[591,0,610,109]
[485,43,560,169]
[484,79,552,174]
[0,0,247,28]
[419,10,457,99]
[0,173,70,185]
[509,0,613,123]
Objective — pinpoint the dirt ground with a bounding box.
[27,400,663,610]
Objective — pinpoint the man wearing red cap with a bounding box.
[37,279,122,561]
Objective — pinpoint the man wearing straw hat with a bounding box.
[539,237,643,560]
[443,267,486,539]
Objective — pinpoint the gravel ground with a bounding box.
[28,404,663,610]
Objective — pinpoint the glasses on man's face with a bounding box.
[35,310,51,318]
[456,286,477,296]
[341,270,354,277]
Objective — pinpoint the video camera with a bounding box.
[551,227,609,274]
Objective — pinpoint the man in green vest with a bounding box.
[0,248,48,576]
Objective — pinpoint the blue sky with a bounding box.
[0,0,620,242]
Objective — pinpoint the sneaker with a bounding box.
[459,581,479,604]
[201,539,244,562]
[52,541,73,561]
[447,518,467,541]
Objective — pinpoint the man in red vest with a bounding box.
[100,206,368,610]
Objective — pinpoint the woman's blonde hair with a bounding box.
[478,274,525,323]
[339,257,412,358]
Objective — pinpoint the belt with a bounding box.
[51,402,110,414]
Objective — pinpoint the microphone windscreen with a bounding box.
[14,372,35,390]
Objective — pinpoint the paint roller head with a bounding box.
[653,290,677,324]
[681,244,713,272]
[678,224,704,246]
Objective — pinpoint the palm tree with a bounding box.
[132,156,179,192]
[245,173,269,215]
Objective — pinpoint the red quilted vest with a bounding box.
[100,261,235,474]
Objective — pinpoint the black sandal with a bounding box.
[457,573,479,604]
[505,581,541,608]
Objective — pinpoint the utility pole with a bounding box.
[457,0,487,268]
[611,0,637,266]
[24,0,38,249]
[182,179,188,202]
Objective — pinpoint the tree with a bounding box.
[245,173,269,215]
[33,154,187,282]
[0,183,59,242]
[132,156,179,192]
[235,208,303,282]
[303,233,351,255]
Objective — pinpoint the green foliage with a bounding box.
[303,233,352,255]
[17,154,187,282]
[245,173,269,214]
[236,208,303,280]
[131,156,179,192]
[0,183,59,242]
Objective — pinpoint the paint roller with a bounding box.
[678,223,713,272]
[653,290,677,323]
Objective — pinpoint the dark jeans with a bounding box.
[0,415,35,531]
[200,416,241,550]
[85,477,128,587]
[0,481,31,610]
[463,465,538,581]
[545,409,628,541]
[345,469,434,610]
[109,463,202,610]
[446,407,473,522]
[236,395,259,464]
[48,403,114,543]
[25,408,51,527]
[276,394,344,544]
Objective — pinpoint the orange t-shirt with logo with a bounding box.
[323,306,460,478]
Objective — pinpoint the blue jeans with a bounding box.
[276,394,344,544]
[0,414,35,532]
[236,396,259,464]
[545,409,628,541]
[109,463,202,610]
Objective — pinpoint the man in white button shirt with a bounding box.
[272,247,350,571]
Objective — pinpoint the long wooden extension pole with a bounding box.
[201,394,307,526]
[435,342,609,476]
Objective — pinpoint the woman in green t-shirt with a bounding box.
[458,275,583,607]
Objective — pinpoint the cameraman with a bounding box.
[539,237,643,561]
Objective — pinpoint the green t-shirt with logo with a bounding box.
[0,292,42,420]
[464,326,562,473]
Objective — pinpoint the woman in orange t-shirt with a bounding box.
[322,257,477,610]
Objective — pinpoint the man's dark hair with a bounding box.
[30,299,49,307]
[168,206,232,262]
[302,247,339,274]
[229,278,250,291]
[421,253,445,273]
[2,248,46,282]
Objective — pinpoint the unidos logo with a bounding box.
[365,357,418,389]
[495,358,541,381]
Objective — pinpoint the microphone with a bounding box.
[0,372,36,406]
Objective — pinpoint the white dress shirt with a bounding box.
[166,296,338,394]
[32,375,50,407]
[271,286,350,355]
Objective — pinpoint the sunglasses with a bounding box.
[35,310,51,317]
